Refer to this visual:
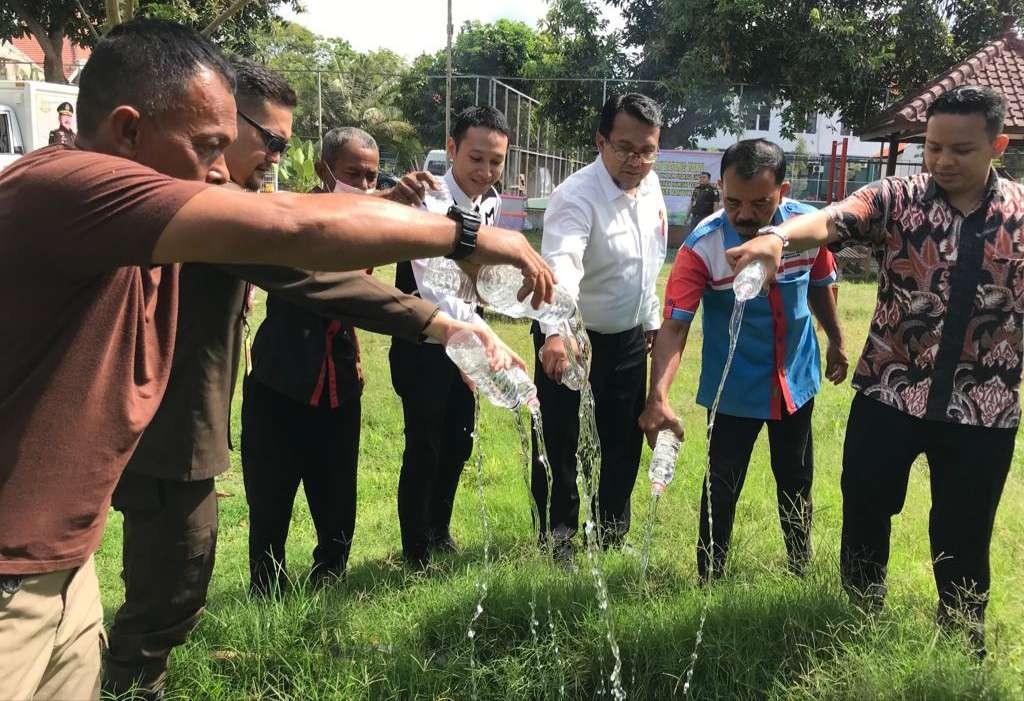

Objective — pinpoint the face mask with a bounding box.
[327,164,374,194]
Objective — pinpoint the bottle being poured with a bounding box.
[445,329,538,411]
[647,429,681,496]
[732,259,767,302]
[475,264,588,391]
[419,180,480,304]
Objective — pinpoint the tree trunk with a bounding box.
[41,31,67,84]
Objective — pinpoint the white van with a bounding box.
[0,80,80,172]
[422,149,447,176]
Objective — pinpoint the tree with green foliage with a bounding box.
[0,0,301,83]
[398,18,543,148]
[529,0,627,149]
[251,21,421,171]
[607,0,1024,146]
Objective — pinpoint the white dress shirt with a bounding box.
[409,169,502,343]
[540,157,668,336]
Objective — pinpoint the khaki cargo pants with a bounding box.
[0,557,104,701]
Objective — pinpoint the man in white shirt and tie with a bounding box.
[533,93,668,558]
[391,106,508,567]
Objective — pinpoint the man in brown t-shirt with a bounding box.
[0,19,552,701]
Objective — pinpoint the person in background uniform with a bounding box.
[640,139,846,582]
[47,101,77,146]
[685,170,720,232]
[241,125,440,595]
[0,19,553,701]
[103,59,506,699]
[533,93,667,559]
[391,106,509,567]
[729,86,1023,657]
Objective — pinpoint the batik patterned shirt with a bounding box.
[828,170,1024,428]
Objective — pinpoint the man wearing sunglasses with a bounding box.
[531,93,669,560]
[102,58,517,699]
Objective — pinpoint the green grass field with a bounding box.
[95,267,1024,700]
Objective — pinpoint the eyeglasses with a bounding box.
[607,141,658,164]
[237,110,289,155]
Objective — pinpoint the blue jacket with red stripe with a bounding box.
[663,199,837,420]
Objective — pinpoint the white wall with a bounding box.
[695,105,922,163]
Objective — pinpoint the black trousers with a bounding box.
[390,339,476,562]
[530,325,647,544]
[699,400,815,581]
[241,376,361,594]
[104,473,218,695]
[841,393,1014,625]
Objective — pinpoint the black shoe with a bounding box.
[552,538,577,568]
[429,536,458,554]
[309,565,346,590]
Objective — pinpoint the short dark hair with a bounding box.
[720,138,787,184]
[700,171,711,178]
[451,105,511,147]
[598,93,662,138]
[926,85,1005,138]
[78,18,235,136]
[232,56,298,109]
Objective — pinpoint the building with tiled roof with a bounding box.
[0,36,91,82]
[860,28,1024,145]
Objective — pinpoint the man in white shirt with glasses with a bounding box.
[532,93,668,559]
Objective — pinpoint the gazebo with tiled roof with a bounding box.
[858,23,1024,175]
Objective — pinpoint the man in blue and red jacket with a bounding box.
[639,139,847,582]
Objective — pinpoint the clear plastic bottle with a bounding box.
[423,180,452,214]
[476,265,576,324]
[733,259,767,302]
[538,346,586,391]
[422,258,478,303]
[444,329,538,410]
[648,429,681,495]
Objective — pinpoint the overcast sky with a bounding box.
[281,0,622,61]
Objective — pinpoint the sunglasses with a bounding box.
[237,110,289,155]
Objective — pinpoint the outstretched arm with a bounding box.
[638,318,690,447]
[154,187,555,309]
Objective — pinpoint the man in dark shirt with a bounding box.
[0,20,552,701]
[241,125,442,596]
[729,86,1022,655]
[685,170,720,232]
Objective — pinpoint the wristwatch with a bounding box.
[444,205,481,260]
[757,225,789,249]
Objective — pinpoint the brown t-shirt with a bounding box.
[0,146,207,574]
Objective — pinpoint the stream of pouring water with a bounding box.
[561,312,626,701]
[676,299,747,697]
[639,492,661,579]
[465,397,488,700]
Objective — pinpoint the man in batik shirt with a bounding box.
[727,85,1022,656]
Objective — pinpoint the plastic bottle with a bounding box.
[476,265,576,324]
[733,259,767,302]
[538,346,586,391]
[444,329,538,410]
[648,429,681,495]
[422,258,478,303]
[423,180,452,214]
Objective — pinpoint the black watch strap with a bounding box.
[444,205,481,261]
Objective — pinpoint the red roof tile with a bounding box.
[8,36,91,81]
[860,31,1024,140]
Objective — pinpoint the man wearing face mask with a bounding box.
[241,126,445,594]
[639,139,845,582]
[391,106,509,567]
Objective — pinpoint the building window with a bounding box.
[741,92,772,131]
